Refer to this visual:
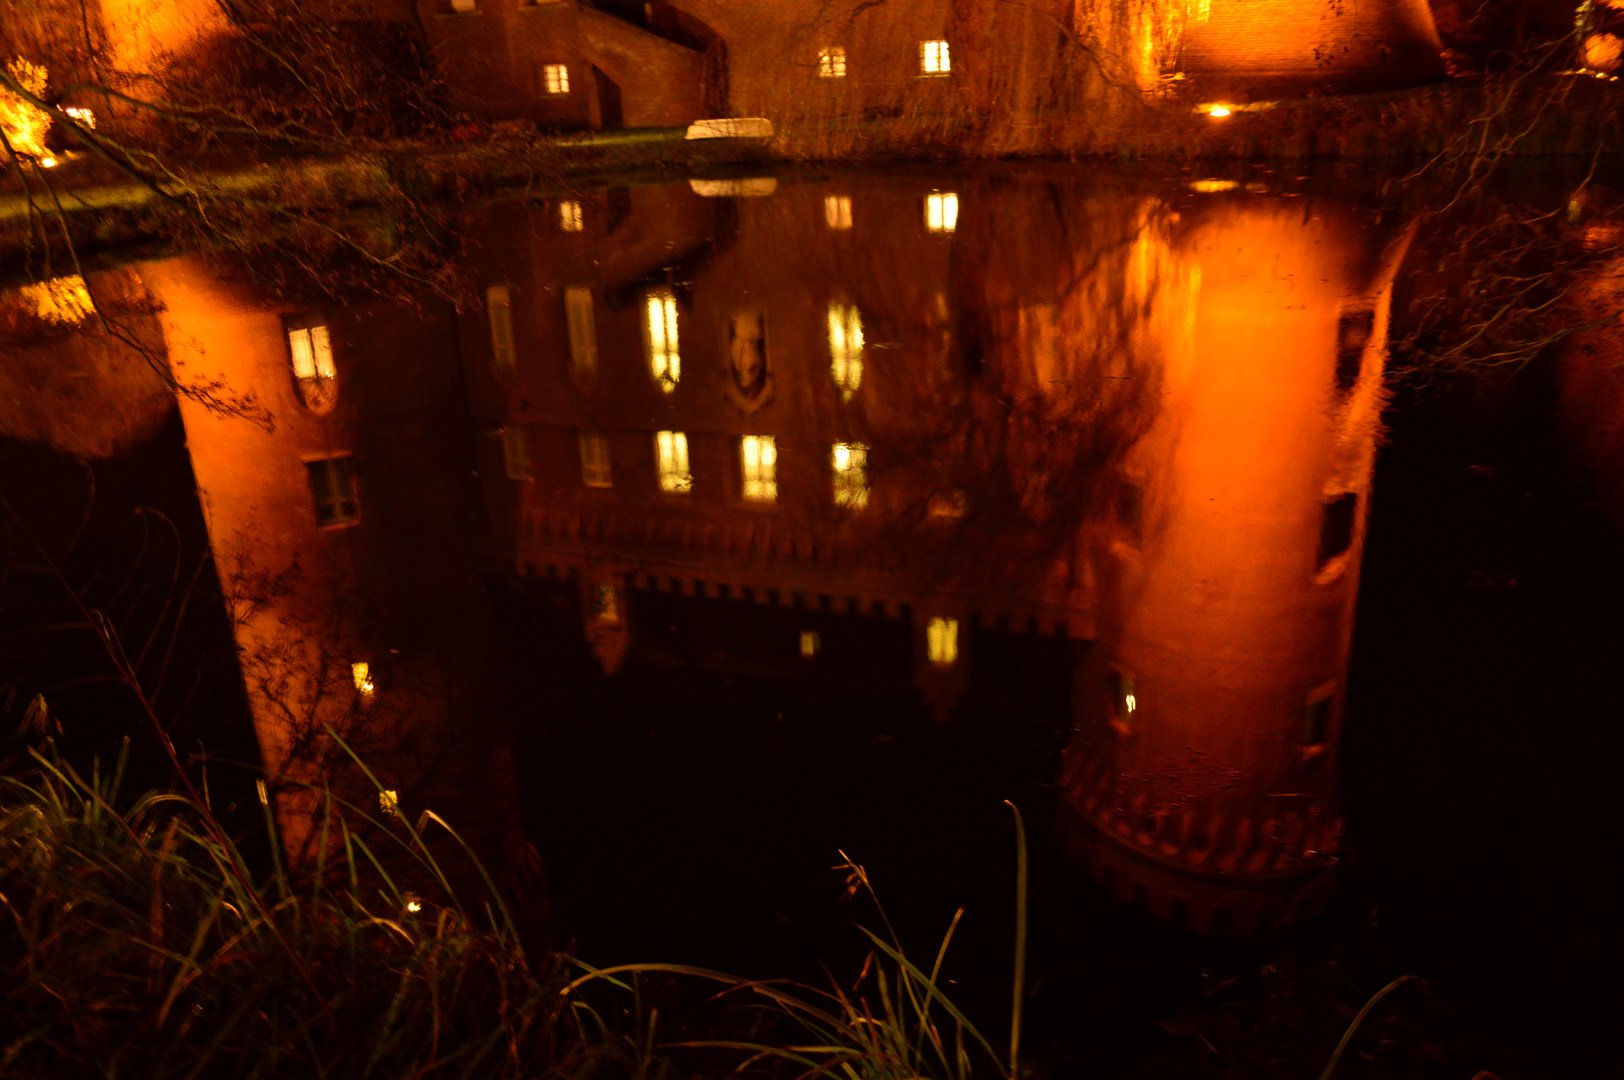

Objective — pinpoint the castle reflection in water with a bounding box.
[132,169,1411,932]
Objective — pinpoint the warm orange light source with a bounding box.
[1208,106,1232,118]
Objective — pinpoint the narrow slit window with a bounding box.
[1320,493,1358,564]
[920,39,951,75]
[824,194,853,230]
[645,288,680,392]
[831,442,868,508]
[501,426,532,481]
[827,302,864,398]
[926,617,959,666]
[542,63,570,94]
[741,435,777,502]
[656,430,692,493]
[818,46,847,78]
[580,429,612,488]
[486,284,515,376]
[926,191,958,233]
[559,199,584,232]
[306,457,359,527]
[1113,670,1137,726]
[564,286,598,384]
[286,321,337,411]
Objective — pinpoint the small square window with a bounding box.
[580,429,611,488]
[741,435,777,502]
[920,39,950,75]
[926,191,958,233]
[307,457,359,527]
[818,46,847,78]
[542,63,570,95]
[824,194,853,230]
[656,430,691,493]
[558,199,584,232]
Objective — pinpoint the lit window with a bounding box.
[831,442,868,508]
[590,582,620,624]
[1113,670,1137,725]
[286,321,337,411]
[926,617,958,666]
[580,429,612,488]
[740,435,777,502]
[543,63,570,94]
[352,661,376,698]
[63,106,95,128]
[827,302,864,398]
[559,199,584,231]
[645,288,680,392]
[379,789,399,816]
[656,430,691,493]
[926,191,958,233]
[818,46,847,78]
[22,275,93,325]
[920,39,950,75]
[564,286,597,383]
[501,426,532,481]
[928,490,967,518]
[800,630,821,658]
[486,284,515,376]
[449,0,475,11]
[824,194,853,230]
[1191,0,1211,24]
[306,457,358,527]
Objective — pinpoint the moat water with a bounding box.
[2,164,1621,1077]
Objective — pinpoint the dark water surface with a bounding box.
[2,165,1621,1078]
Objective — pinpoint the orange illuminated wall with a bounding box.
[1060,196,1415,931]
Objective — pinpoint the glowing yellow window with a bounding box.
[824,195,853,230]
[580,429,612,488]
[286,321,337,411]
[543,63,569,94]
[818,46,847,78]
[800,630,821,657]
[22,276,93,325]
[1191,0,1211,25]
[501,426,531,481]
[559,199,584,231]
[656,430,691,493]
[486,284,515,375]
[1114,671,1137,725]
[352,661,376,698]
[926,617,958,666]
[645,289,680,392]
[741,435,777,502]
[827,303,864,398]
[926,191,958,233]
[920,39,950,75]
[831,442,868,509]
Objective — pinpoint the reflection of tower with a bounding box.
[145,258,528,899]
[1059,199,1415,932]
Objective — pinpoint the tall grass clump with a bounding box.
[0,738,620,1080]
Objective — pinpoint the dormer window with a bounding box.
[920,40,950,75]
[286,319,336,412]
[818,46,847,78]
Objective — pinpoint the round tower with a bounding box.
[1174,0,1447,97]
[1058,194,1415,932]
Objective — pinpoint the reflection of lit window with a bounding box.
[486,284,515,375]
[827,303,864,397]
[928,490,967,518]
[1113,670,1137,725]
[286,321,337,410]
[920,39,951,75]
[542,63,569,94]
[501,426,532,481]
[379,789,399,815]
[824,194,852,229]
[645,288,680,392]
[1190,0,1210,25]
[22,275,94,325]
[800,630,820,657]
[656,430,692,493]
[306,457,359,527]
[818,46,847,78]
[740,435,777,502]
[590,582,620,623]
[926,617,958,666]
[925,191,958,233]
[352,661,376,698]
[565,286,597,382]
[580,429,612,488]
[559,199,584,231]
[832,442,868,508]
